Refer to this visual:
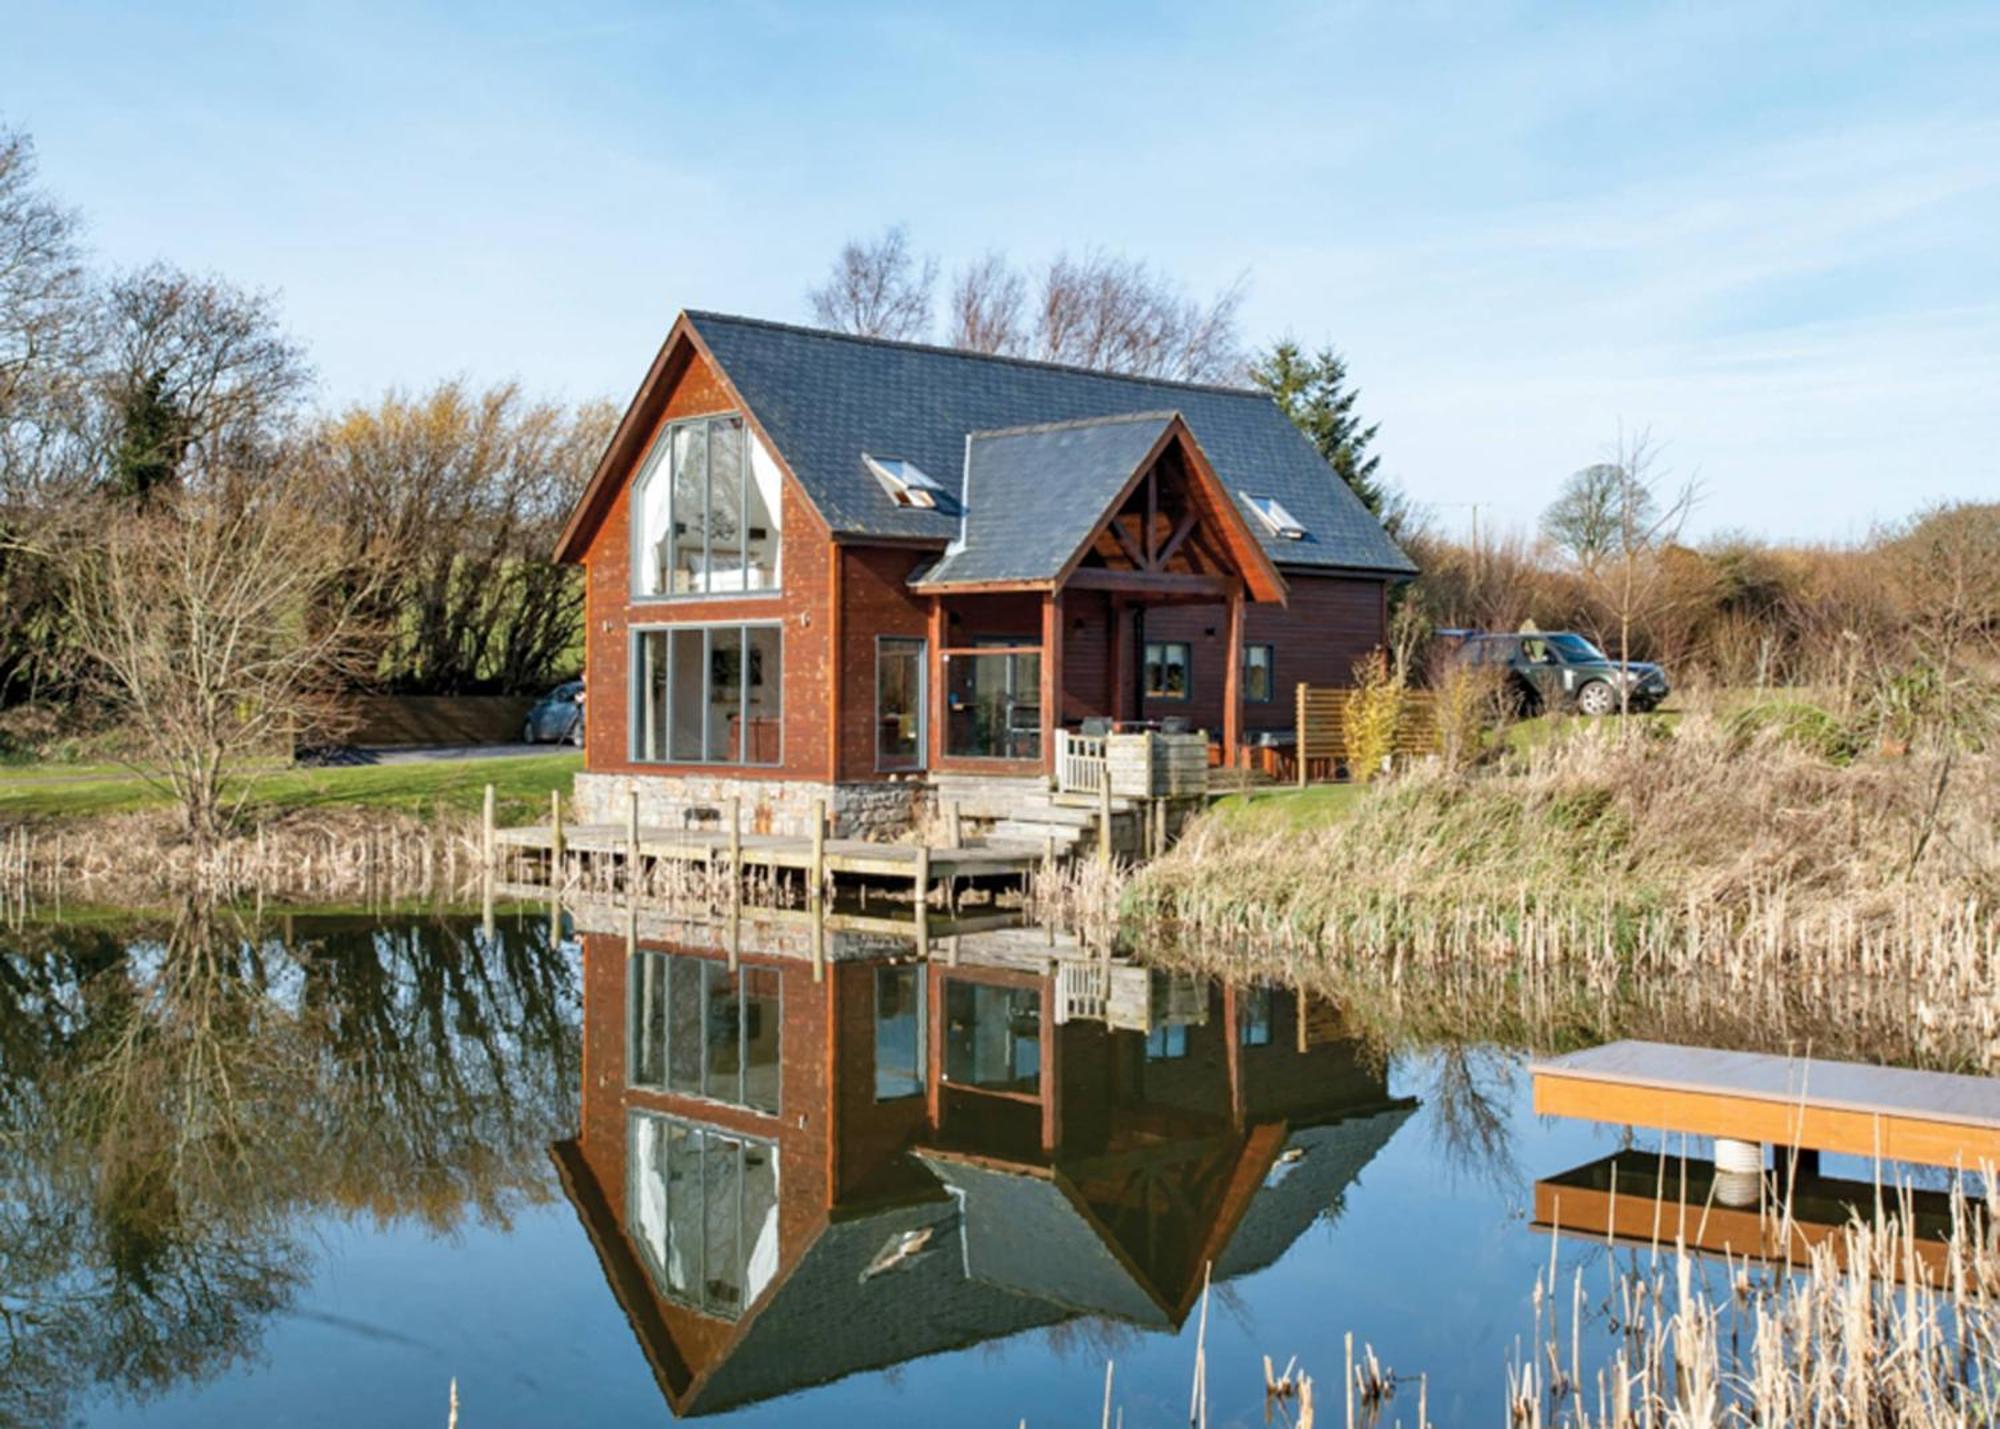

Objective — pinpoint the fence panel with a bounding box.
[1292,684,1440,785]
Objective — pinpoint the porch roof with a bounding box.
[914,412,1176,588]
[909,410,1287,602]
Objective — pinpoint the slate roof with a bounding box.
[916,412,1176,587]
[1211,1106,1416,1281]
[687,312,1415,576]
[688,1198,1066,1416]
[915,1155,1175,1326]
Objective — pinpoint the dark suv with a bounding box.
[1451,631,1669,715]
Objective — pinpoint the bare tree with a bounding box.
[0,127,93,497]
[812,231,1248,380]
[1030,249,1246,381]
[93,263,312,502]
[0,128,96,706]
[1876,502,2000,875]
[65,460,382,848]
[948,250,1026,355]
[1543,430,1699,717]
[309,380,615,693]
[806,224,937,340]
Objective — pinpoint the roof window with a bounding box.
[865,454,945,509]
[1243,492,1307,540]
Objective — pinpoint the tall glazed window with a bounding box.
[634,625,782,766]
[631,414,781,597]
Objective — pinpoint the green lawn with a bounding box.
[1204,781,1369,833]
[0,752,582,824]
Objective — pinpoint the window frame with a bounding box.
[629,411,782,602]
[625,1109,779,1320]
[625,950,784,1115]
[1143,640,1193,702]
[1242,643,1276,705]
[872,963,928,1101]
[875,635,928,772]
[630,622,784,768]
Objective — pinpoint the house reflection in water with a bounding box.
[551,914,1415,1417]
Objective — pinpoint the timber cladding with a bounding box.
[580,347,837,784]
[1138,573,1388,734]
[835,544,936,782]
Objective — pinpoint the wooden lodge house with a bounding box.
[554,312,1414,837]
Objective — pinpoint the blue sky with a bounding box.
[5,1,1996,540]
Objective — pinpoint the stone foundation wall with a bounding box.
[572,771,930,840]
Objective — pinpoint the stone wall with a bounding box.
[572,770,930,839]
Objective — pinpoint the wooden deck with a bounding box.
[1531,1040,2000,1170]
[495,822,1046,881]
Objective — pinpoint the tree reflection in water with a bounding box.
[0,903,579,1424]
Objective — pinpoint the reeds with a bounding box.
[1130,713,2000,1070]
[1506,1178,2000,1426]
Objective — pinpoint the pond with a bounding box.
[0,905,1972,1427]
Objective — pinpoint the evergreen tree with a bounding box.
[1249,339,1385,515]
[109,369,186,503]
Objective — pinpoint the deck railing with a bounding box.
[1054,729,1107,795]
[1054,959,1109,1025]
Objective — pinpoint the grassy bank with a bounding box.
[1129,703,2000,1069]
[0,751,581,824]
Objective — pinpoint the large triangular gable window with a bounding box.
[1242,492,1307,540]
[865,454,945,509]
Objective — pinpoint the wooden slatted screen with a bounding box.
[1292,684,1440,785]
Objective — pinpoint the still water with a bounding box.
[0,905,1912,1427]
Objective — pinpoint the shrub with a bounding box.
[1342,650,1403,782]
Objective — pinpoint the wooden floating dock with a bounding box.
[1530,1151,1969,1278]
[1531,1039,2000,1171]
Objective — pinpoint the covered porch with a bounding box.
[909,410,1286,789]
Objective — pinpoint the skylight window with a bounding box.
[1243,493,1307,540]
[865,454,945,509]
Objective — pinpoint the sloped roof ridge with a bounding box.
[684,310,1267,399]
[968,410,1181,441]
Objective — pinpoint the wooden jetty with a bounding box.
[1532,1039,2000,1171]
[495,821,1044,882]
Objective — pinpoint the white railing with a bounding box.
[1054,729,1107,795]
[1055,960,1109,1025]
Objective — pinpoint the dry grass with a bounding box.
[1130,710,2000,1069]
[1508,1179,2000,1426]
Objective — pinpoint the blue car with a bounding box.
[522,681,585,745]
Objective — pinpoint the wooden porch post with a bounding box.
[1041,589,1063,780]
[1222,981,1245,1130]
[1106,593,1126,724]
[927,596,945,769]
[1222,579,1244,769]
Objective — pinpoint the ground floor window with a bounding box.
[1144,641,1191,700]
[629,952,781,1113]
[634,624,781,765]
[874,964,926,1100]
[943,981,1041,1094]
[1145,1022,1189,1060]
[877,637,926,770]
[627,1112,779,1318]
[943,647,1040,760]
[1243,644,1275,704]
